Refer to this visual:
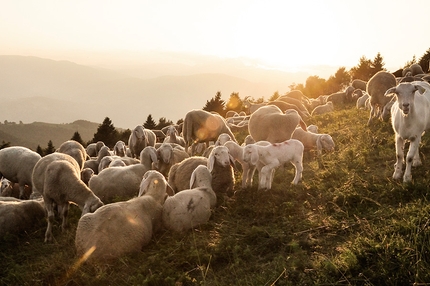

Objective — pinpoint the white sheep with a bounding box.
[182,109,236,155]
[306,125,319,134]
[356,92,370,110]
[83,145,112,174]
[163,125,186,147]
[75,170,169,264]
[248,105,307,143]
[31,152,104,242]
[57,140,87,170]
[88,146,158,203]
[311,101,334,116]
[85,141,105,157]
[156,143,190,177]
[128,125,157,158]
[366,71,397,125]
[291,127,335,155]
[243,139,304,190]
[0,146,41,199]
[162,165,216,232]
[384,81,430,182]
[0,198,46,237]
[80,168,94,186]
[0,178,32,198]
[168,146,235,197]
[113,140,127,157]
[224,140,256,188]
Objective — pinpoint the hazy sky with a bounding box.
[2,0,430,71]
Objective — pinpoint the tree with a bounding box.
[349,56,373,81]
[225,92,243,113]
[371,52,385,74]
[418,48,430,73]
[44,140,55,155]
[303,76,327,98]
[268,91,280,102]
[92,117,118,148]
[36,145,44,156]
[71,131,85,146]
[0,141,10,149]
[203,91,226,116]
[325,67,351,94]
[143,114,157,129]
[155,117,173,130]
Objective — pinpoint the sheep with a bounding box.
[248,105,307,143]
[128,125,157,158]
[325,92,348,106]
[242,134,255,146]
[356,92,370,110]
[31,152,104,242]
[224,140,257,188]
[291,127,335,155]
[83,145,112,174]
[162,165,216,232]
[75,170,169,264]
[242,97,267,114]
[384,81,430,182]
[402,63,424,76]
[80,168,94,186]
[0,146,41,199]
[152,129,166,143]
[0,198,46,237]
[243,139,304,190]
[351,79,367,91]
[88,146,158,203]
[276,95,311,117]
[366,71,397,125]
[311,101,334,116]
[306,125,319,134]
[225,110,239,118]
[168,146,235,198]
[163,125,186,147]
[57,140,87,170]
[182,109,236,155]
[86,141,105,157]
[156,143,190,177]
[267,100,310,119]
[113,140,127,157]
[1,178,32,199]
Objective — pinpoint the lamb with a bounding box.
[243,139,304,190]
[57,140,87,170]
[31,152,104,242]
[168,146,235,198]
[163,125,186,147]
[88,146,158,203]
[384,81,430,182]
[291,127,335,155]
[366,71,397,125]
[128,125,157,158]
[156,143,190,177]
[75,170,169,264]
[248,105,307,143]
[162,165,216,232]
[182,109,236,155]
[0,198,46,237]
[113,140,127,157]
[0,146,41,199]
[311,101,334,116]
[224,140,256,188]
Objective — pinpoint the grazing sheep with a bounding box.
[75,170,169,264]
[89,146,158,203]
[384,81,430,182]
[291,127,335,155]
[0,178,32,199]
[83,145,112,174]
[182,109,236,155]
[113,140,127,157]
[248,105,307,143]
[128,125,157,158]
[243,139,304,190]
[0,198,45,237]
[57,140,87,170]
[168,146,235,198]
[326,92,348,106]
[366,71,397,125]
[306,125,319,134]
[163,125,186,147]
[311,101,334,116]
[32,153,104,243]
[267,100,310,119]
[162,165,216,232]
[356,92,370,110]
[86,141,105,157]
[402,63,424,76]
[80,168,94,186]
[351,79,367,91]
[276,95,311,118]
[156,143,190,177]
[0,146,41,199]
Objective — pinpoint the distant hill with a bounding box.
[0,55,311,129]
[0,120,101,150]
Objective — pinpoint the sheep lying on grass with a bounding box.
[162,165,216,232]
[311,101,334,116]
[243,140,304,190]
[0,146,41,199]
[75,170,169,264]
[384,81,430,182]
[32,153,104,243]
[156,143,189,177]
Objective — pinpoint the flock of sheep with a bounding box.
[1,62,430,265]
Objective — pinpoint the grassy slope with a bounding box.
[1,105,430,285]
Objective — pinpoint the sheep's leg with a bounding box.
[44,201,55,243]
[259,165,271,190]
[393,135,405,180]
[241,163,249,188]
[404,137,421,183]
[291,158,303,185]
[18,183,26,199]
[60,203,70,231]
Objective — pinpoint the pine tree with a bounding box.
[36,145,44,156]
[155,117,173,130]
[143,114,157,129]
[226,92,243,113]
[203,91,226,116]
[372,52,385,74]
[71,131,85,146]
[44,140,55,155]
[419,48,430,73]
[92,117,118,148]
[0,141,10,149]
[349,56,373,81]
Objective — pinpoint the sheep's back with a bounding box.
[168,157,207,193]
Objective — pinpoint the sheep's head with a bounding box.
[318,135,335,152]
[157,143,173,164]
[190,165,212,189]
[215,133,232,146]
[138,170,172,202]
[243,144,259,166]
[208,146,235,172]
[82,196,104,216]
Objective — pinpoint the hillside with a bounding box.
[0,120,100,150]
[0,55,307,129]
[2,105,430,285]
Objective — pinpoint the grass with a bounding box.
[2,103,430,285]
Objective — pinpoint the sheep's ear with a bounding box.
[415,85,426,95]
[190,168,197,188]
[207,154,215,172]
[385,87,397,96]
[229,154,237,170]
[149,149,158,164]
[166,183,175,196]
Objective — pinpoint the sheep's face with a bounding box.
[321,135,335,152]
[389,83,426,115]
[243,145,259,166]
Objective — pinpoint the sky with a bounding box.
[1,0,430,72]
